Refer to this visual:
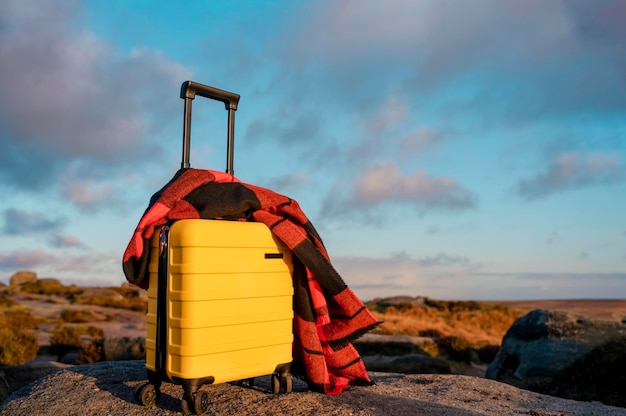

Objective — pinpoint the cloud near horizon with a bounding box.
[0,249,56,271]
[333,251,482,301]
[0,248,118,281]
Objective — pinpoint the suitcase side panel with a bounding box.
[145,234,160,373]
[149,220,294,383]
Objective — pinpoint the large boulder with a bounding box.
[0,362,71,402]
[9,271,37,287]
[19,278,68,296]
[362,353,451,374]
[102,336,146,361]
[0,371,7,403]
[487,309,626,407]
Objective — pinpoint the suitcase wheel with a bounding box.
[181,389,210,415]
[271,372,293,394]
[134,382,160,407]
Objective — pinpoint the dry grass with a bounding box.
[0,294,19,309]
[2,279,149,366]
[364,298,528,364]
[3,309,43,331]
[49,325,105,363]
[0,310,40,365]
[59,308,111,323]
[73,289,147,312]
[12,279,148,313]
[367,299,526,348]
[19,279,81,297]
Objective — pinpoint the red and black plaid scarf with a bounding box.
[122,168,380,395]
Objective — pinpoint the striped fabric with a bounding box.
[122,168,380,395]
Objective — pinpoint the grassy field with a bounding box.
[0,279,147,366]
[3,277,626,369]
[361,296,626,369]
[366,297,526,346]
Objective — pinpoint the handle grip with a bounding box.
[180,81,241,174]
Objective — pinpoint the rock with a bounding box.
[551,336,626,407]
[355,334,450,374]
[20,278,68,296]
[354,334,437,356]
[76,287,124,301]
[362,354,451,374]
[1,361,625,415]
[0,371,7,403]
[102,336,146,361]
[121,282,149,302]
[487,309,626,407]
[1,361,71,402]
[59,350,81,365]
[376,296,430,308]
[9,271,37,287]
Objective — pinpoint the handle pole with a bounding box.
[180,81,240,173]
[182,97,193,169]
[226,108,235,175]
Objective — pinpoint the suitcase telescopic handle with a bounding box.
[180,81,241,174]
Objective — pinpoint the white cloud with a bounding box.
[244,112,322,147]
[328,163,476,215]
[0,0,190,190]
[517,152,625,199]
[2,209,64,236]
[418,253,470,268]
[276,0,626,127]
[333,251,480,301]
[50,234,86,249]
[284,1,572,74]
[266,173,310,194]
[425,226,443,235]
[335,253,626,301]
[364,96,409,139]
[0,249,56,271]
[349,97,417,162]
[62,181,114,210]
[398,127,444,155]
[322,163,477,217]
[1,208,89,250]
[0,247,120,285]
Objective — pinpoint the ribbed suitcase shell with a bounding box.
[146,219,294,384]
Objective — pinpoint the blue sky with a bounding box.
[1,0,625,300]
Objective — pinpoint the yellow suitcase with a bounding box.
[137,220,294,413]
[134,82,294,414]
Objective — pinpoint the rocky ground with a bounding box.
[2,360,626,416]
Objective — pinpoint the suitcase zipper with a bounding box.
[155,224,170,376]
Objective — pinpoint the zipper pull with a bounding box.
[159,225,169,257]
